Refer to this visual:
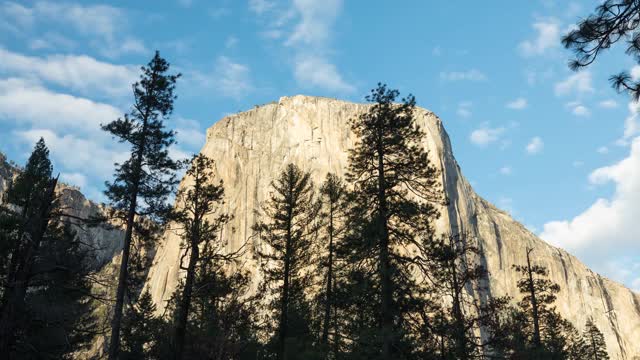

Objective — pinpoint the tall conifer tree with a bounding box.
[102,51,181,359]
[316,173,351,354]
[346,83,442,359]
[582,319,609,360]
[253,164,319,359]
[169,154,235,359]
[0,139,96,358]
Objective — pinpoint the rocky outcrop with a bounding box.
[144,95,640,359]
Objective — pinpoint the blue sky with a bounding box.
[0,0,638,290]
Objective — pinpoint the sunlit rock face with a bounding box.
[145,95,640,359]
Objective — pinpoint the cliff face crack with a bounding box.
[597,275,626,358]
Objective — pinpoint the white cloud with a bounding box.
[294,55,354,93]
[456,102,472,118]
[500,166,512,175]
[506,97,528,110]
[470,125,505,147]
[541,137,640,289]
[565,100,591,117]
[0,48,138,98]
[619,100,640,145]
[28,32,75,51]
[440,69,487,82]
[60,172,87,189]
[286,0,342,46]
[214,56,253,99]
[597,146,609,154]
[250,0,351,94]
[599,99,619,109]
[519,19,560,56]
[0,1,146,58]
[173,117,205,150]
[0,78,121,133]
[526,136,544,154]
[249,0,275,14]
[554,71,594,97]
[16,128,127,180]
[225,36,238,48]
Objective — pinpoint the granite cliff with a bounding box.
[144,95,640,359]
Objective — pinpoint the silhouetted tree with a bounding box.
[563,0,640,99]
[168,154,256,359]
[0,139,96,358]
[253,164,320,359]
[422,234,510,359]
[120,291,164,360]
[346,83,443,359]
[102,51,181,359]
[315,173,351,355]
[513,248,560,351]
[582,319,609,360]
[165,267,259,359]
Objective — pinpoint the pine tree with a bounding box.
[513,248,560,351]
[582,320,609,360]
[562,0,640,100]
[102,51,181,359]
[346,83,442,359]
[0,138,58,354]
[315,173,351,355]
[120,291,163,360]
[0,139,96,358]
[253,163,320,359]
[169,154,241,359]
[165,266,259,359]
[422,233,508,359]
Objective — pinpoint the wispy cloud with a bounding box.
[565,101,591,117]
[518,18,560,57]
[526,136,544,154]
[598,99,619,109]
[440,69,487,82]
[0,78,121,133]
[0,1,147,58]
[249,0,352,93]
[293,55,354,93]
[215,56,253,99]
[470,124,505,147]
[456,101,472,118]
[0,47,138,98]
[554,71,594,97]
[506,97,528,110]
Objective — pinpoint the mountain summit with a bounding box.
[144,95,639,359]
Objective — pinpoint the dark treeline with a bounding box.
[0,51,612,360]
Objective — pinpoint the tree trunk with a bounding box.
[526,249,541,348]
[174,240,199,359]
[321,203,334,345]
[108,143,145,360]
[450,257,467,360]
[278,198,293,360]
[376,128,392,360]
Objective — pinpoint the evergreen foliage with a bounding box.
[253,163,320,359]
[345,83,443,359]
[101,51,181,359]
[563,0,640,99]
[0,139,96,358]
